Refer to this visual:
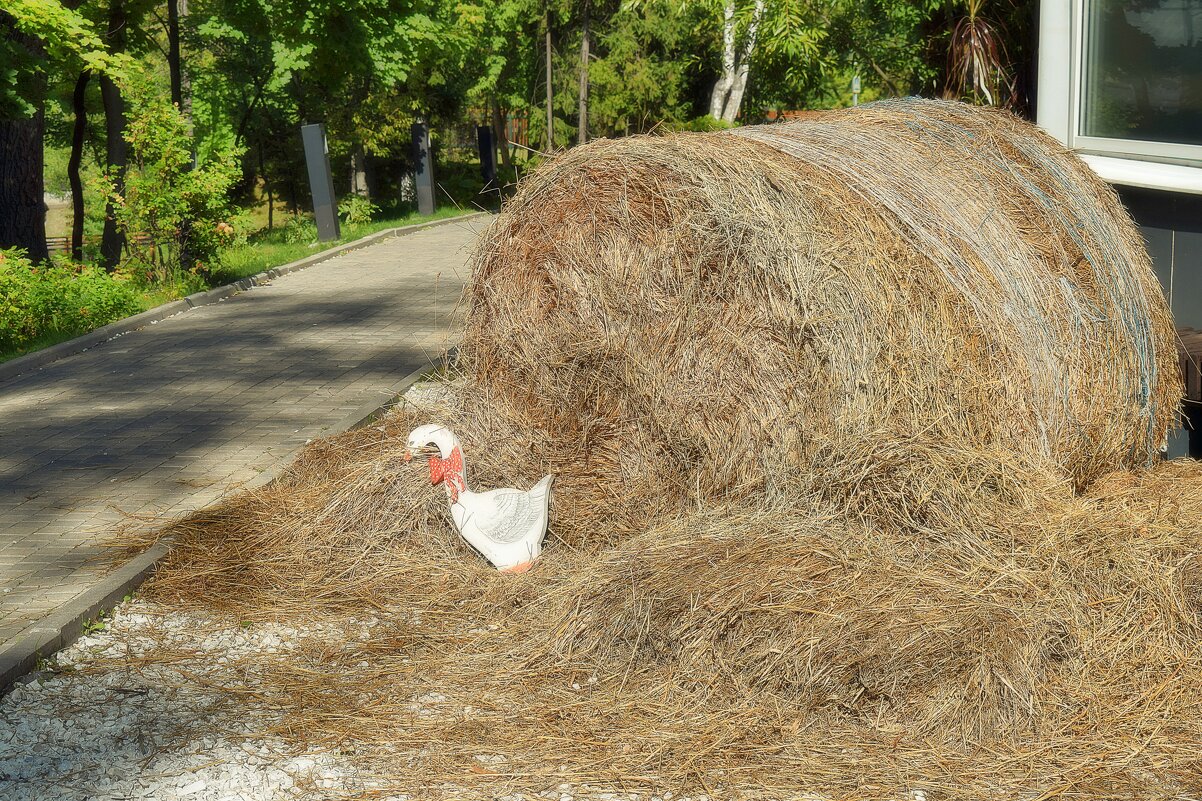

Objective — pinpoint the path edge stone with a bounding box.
[0,361,438,692]
[0,212,488,385]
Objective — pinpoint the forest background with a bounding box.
[0,0,1034,359]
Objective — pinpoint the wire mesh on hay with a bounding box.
[462,98,1178,516]
[121,100,1201,799]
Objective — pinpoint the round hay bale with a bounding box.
[463,99,1177,520]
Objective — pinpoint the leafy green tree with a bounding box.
[0,0,128,260]
[616,0,944,123]
[1,0,127,117]
[743,0,943,114]
[104,88,239,280]
[459,0,545,169]
[588,1,697,135]
[186,0,478,205]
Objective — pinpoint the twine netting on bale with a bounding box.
[114,99,1202,799]
[463,98,1178,534]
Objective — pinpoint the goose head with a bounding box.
[403,424,460,461]
[404,425,468,499]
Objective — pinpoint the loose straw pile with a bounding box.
[124,100,1200,799]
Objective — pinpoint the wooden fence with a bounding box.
[45,233,158,259]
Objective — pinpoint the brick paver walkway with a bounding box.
[0,220,480,647]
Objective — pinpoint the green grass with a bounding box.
[0,207,478,365]
[1,330,91,362]
[211,207,472,285]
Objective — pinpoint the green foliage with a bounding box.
[727,0,945,114]
[459,0,547,113]
[281,216,318,245]
[81,614,107,634]
[1,0,132,117]
[589,1,696,136]
[213,206,471,284]
[104,90,241,280]
[670,114,737,132]
[0,248,141,352]
[42,145,72,196]
[338,196,379,226]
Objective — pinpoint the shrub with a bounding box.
[338,196,378,226]
[104,90,241,282]
[0,249,142,353]
[282,216,318,244]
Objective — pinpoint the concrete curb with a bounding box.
[0,360,441,692]
[0,212,489,385]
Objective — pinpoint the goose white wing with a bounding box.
[459,488,544,543]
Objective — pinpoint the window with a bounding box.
[1073,0,1202,165]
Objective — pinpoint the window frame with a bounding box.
[1069,0,1202,167]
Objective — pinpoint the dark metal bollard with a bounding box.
[477,125,497,186]
[300,123,340,242]
[411,122,436,216]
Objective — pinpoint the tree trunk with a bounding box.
[491,100,513,175]
[168,0,183,111]
[100,0,128,272]
[258,140,273,229]
[0,112,49,262]
[178,0,191,123]
[69,70,91,262]
[721,0,765,124]
[0,20,49,261]
[578,0,589,145]
[545,10,554,151]
[167,0,193,126]
[709,0,736,120]
[169,0,197,273]
[351,146,369,198]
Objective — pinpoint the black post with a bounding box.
[1187,403,1202,459]
[477,125,497,187]
[300,123,340,241]
[412,121,436,216]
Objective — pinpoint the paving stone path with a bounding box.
[0,219,480,651]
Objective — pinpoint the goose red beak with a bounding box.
[403,449,413,462]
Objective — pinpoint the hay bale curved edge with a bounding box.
[463,98,1178,526]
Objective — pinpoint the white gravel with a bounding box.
[0,601,388,801]
[0,601,939,801]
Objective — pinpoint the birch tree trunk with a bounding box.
[708,0,737,119]
[721,0,765,123]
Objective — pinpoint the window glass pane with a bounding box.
[1081,0,1202,146]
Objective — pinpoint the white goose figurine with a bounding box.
[404,424,553,573]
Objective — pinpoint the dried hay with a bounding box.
[134,404,1202,798]
[119,100,1202,799]
[463,98,1177,523]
